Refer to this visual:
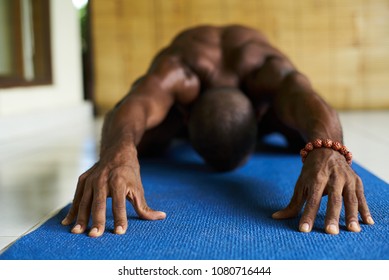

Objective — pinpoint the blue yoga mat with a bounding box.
[1,137,388,260]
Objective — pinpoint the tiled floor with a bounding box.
[0,117,99,252]
[0,111,388,252]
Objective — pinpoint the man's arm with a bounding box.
[253,55,374,234]
[61,55,199,237]
[101,54,199,151]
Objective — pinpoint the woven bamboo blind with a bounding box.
[91,0,389,112]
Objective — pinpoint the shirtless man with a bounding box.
[61,25,374,237]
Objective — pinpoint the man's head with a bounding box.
[188,87,257,172]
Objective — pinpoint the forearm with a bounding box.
[272,73,374,235]
[100,97,150,157]
[274,72,343,143]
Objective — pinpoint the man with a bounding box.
[61,25,374,237]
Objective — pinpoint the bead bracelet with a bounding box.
[300,138,352,165]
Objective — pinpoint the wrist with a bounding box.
[100,139,138,165]
[300,138,352,165]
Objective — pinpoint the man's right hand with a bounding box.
[61,144,166,237]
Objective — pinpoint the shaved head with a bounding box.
[188,88,257,171]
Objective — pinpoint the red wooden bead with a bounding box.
[305,142,314,151]
[313,139,323,148]
[323,139,333,148]
[339,146,348,155]
[332,141,342,151]
[345,152,353,161]
[300,149,308,158]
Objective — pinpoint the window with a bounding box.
[0,0,52,88]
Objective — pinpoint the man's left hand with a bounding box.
[272,148,374,234]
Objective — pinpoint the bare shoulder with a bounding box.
[142,47,200,105]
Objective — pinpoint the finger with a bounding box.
[343,186,361,232]
[62,170,90,226]
[355,177,374,225]
[111,183,128,235]
[72,178,93,234]
[127,186,166,221]
[89,180,108,238]
[272,177,306,220]
[324,187,343,235]
[299,183,324,233]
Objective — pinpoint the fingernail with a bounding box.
[72,224,82,233]
[272,211,281,219]
[157,211,167,220]
[367,216,375,225]
[326,224,339,234]
[89,227,99,236]
[299,223,310,232]
[115,226,125,235]
[348,221,361,232]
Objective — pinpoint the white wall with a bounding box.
[0,0,91,142]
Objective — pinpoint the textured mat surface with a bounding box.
[1,138,388,260]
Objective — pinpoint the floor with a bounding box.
[0,111,388,253]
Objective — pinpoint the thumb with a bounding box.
[127,190,166,220]
[272,180,306,219]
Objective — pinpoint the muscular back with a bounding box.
[147,25,296,107]
[121,25,301,134]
